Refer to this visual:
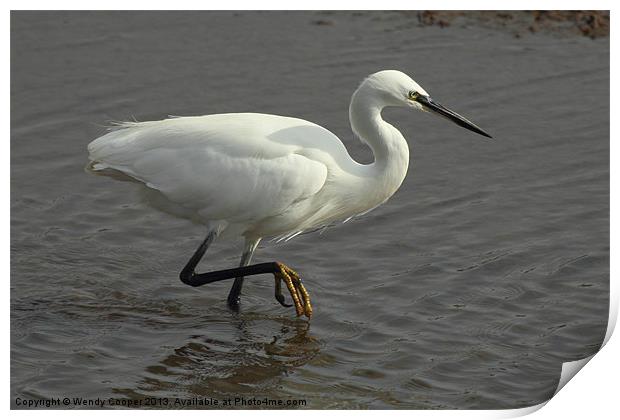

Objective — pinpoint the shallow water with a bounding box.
[11,11,609,409]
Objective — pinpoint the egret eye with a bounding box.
[408,90,419,100]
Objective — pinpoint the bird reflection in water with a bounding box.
[118,316,321,402]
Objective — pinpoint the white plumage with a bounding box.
[88,70,428,242]
[87,69,491,316]
[89,115,327,238]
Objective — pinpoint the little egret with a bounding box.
[87,70,491,318]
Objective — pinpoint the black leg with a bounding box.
[179,230,218,285]
[227,279,244,310]
[227,246,255,310]
[179,234,309,316]
[179,233,278,288]
[181,260,282,287]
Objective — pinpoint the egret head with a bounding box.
[362,70,492,138]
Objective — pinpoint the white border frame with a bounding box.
[4,2,616,419]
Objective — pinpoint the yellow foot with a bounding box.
[274,262,312,318]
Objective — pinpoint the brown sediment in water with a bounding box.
[409,10,610,39]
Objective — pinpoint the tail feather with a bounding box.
[85,160,141,183]
[86,120,151,183]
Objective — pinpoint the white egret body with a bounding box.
[87,70,491,317]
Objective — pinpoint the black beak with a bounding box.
[416,95,492,139]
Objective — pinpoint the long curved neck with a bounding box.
[348,88,410,202]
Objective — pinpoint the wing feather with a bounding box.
[88,114,329,223]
